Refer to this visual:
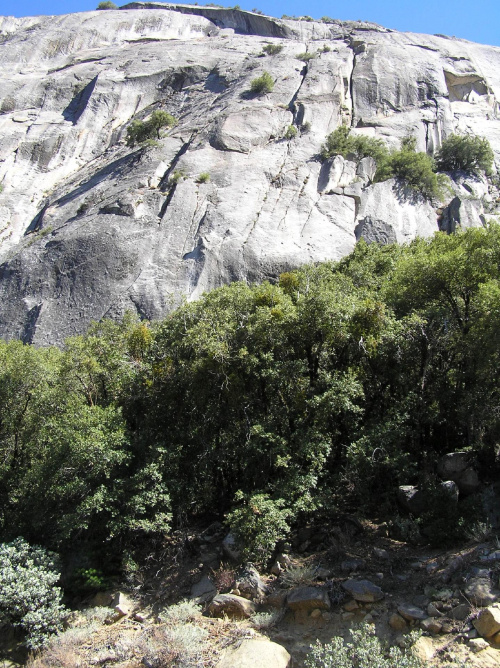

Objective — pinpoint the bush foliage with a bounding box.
[250,71,274,94]
[0,538,66,649]
[436,133,494,174]
[1,227,500,561]
[126,110,177,147]
[321,125,388,164]
[305,625,422,668]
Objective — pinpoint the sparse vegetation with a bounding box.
[262,43,283,56]
[285,124,298,140]
[126,110,177,147]
[196,171,210,184]
[169,168,187,185]
[296,51,316,62]
[436,133,494,175]
[250,70,274,95]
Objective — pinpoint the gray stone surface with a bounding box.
[287,586,331,611]
[0,5,499,343]
[341,579,384,602]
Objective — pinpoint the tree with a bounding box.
[250,71,274,95]
[436,133,494,175]
[97,1,117,9]
[126,110,177,147]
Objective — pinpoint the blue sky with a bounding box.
[0,0,499,47]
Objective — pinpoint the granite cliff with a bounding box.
[0,3,499,344]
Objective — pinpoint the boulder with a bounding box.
[412,637,435,662]
[436,452,469,481]
[456,467,480,495]
[235,564,268,601]
[190,575,217,603]
[222,533,241,561]
[473,606,500,638]
[449,603,470,621]
[468,638,490,652]
[397,486,427,515]
[397,603,427,621]
[389,613,407,631]
[341,579,384,603]
[465,577,498,607]
[218,638,291,668]
[111,592,132,618]
[356,156,377,184]
[287,586,331,611]
[208,594,256,619]
[420,617,442,634]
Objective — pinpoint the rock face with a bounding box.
[0,4,499,344]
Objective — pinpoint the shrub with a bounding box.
[169,169,186,185]
[262,44,283,56]
[126,110,177,147]
[0,538,66,649]
[305,624,422,668]
[321,125,388,164]
[375,136,444,199]
[196,172,210,184]
[296,51,316,62]
[97,1,117,8]
[226,492,293,563]
[436,133,494,175]
[280,563,317,587]
[285,125,298,140]
[250,71,274,95]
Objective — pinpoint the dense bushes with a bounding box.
[1,228,500,562]
[0,538,66,649]
[305,625,422,668]
[436,133,494,174]
[375,136,446,199]
[126,110,177,147]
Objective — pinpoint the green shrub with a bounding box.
[305,624,422,668]
[321,125,388,164]
[0,538,66,649]
[196,172,210,184]
[126,110,177,147]
[226,492,293,563]
[296,51,316,62]
[97,1,117,8]
[285,125,298,140]
[262,44,283,55]
[436,133,494,175]
[250,71,274,95]
[375,136,444,199]
[169,169,186,185]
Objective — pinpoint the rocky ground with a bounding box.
[3,518,500,667]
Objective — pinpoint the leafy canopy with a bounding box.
[321,125,388,164]
[436,133,494,175]
[126,110,177,147]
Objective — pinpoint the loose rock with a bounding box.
[208,594,257,620]
[341,579,384,603]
